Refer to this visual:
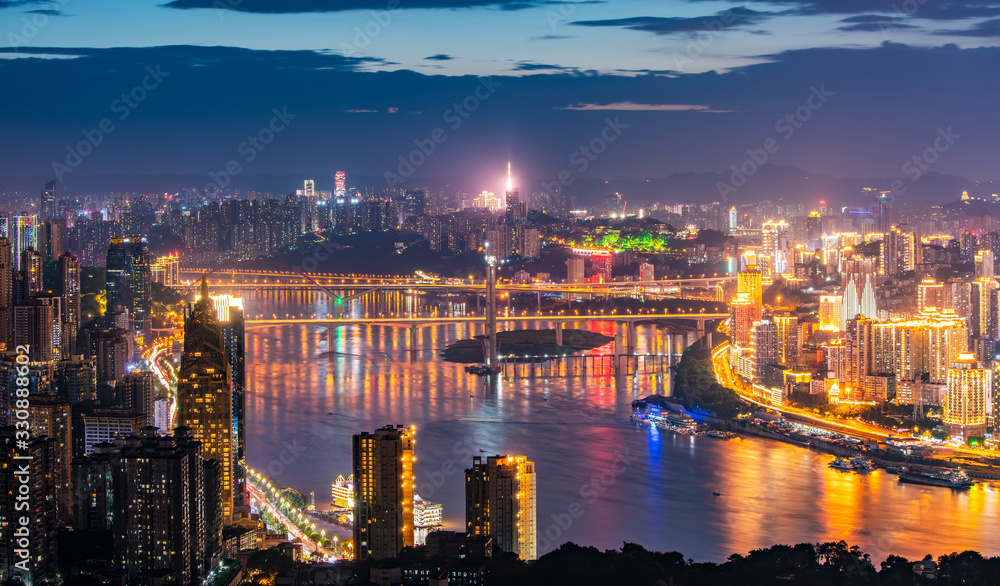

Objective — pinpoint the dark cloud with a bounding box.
[513,61,573,71]
[686,0,1000,20]
[530,34,575,40]
[162,0,553,13]
[2,42,998,192]
[572,8,776,36]
[424,54,453,60]
[934,18,1000,37]
[25,8,62,14]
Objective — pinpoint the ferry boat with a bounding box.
[898,467,974,489]
[829,457,854,471]
[465,364,501,376]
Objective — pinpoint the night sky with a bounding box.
[1,0,998,194]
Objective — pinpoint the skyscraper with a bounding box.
[11,213,36,271]
[14,296,60,362]
[19,247,42,299]
[59,252,80,356]
[40,180,56,220]
[0,238,12,351]
[750,320,779,382]
[465,454,537,560]
[196,292,246,505]
[335,170,347,199]
[353,424,415,561]
[105,236,152,346]
[177,277,234,522]
[945,354,991,440]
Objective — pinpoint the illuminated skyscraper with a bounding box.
[177,277,234,522]
[880,226,916,276]
[0,238,11,350]
[150,253,181,286]
[58,252,80,356]
[730,293,760,347]
[945,354,990,440]
[11,213,36,271]
[737,265,763,309]
[40,180,56,220]
[466,454,537,560]
[353,424,415,561]
[977,249,995,280]
[195,292,247,505]
[819,295,844,331]
[105,237,152,346]
[917,278,944,312]
[774,313,799,366]
[728,206,738,233]
[335,171,347,199]
[750,320,779,382]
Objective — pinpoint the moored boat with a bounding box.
[898,467,974,489]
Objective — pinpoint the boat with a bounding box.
[898,467,974,489]
[327,411,333,415]
[465,364,501,376]
[851,457,874,471]
[829,457,854,471]
[712,491,721,496]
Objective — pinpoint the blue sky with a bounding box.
[1,0,999,198]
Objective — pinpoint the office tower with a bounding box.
[961,231,978,262]
[41,180,56,220]
[105,236,152,346]
[774,313,799,366]
[465,454,537,561]
[728,206,738,233]
[304,179,315,198]
[20,247,42,298]
[805,211,822,250]
[196,292,246,504]
[353,424,415,561]
[14,296,59,362]
[11,213,36,271]
[81,327,133,384]
[819,295,844,331]
[177,278,234,522]
[761,220,788,275]
[977,250,995,280]
[945,354,991,440]
[335,170,347,199]
[111,427,208,584]
[0,238,11,350]
[403,190,426,219]
[58,252,80,355]
[730,293,760,347]
[873,190,895,235]
[150,252,180,286]
[750,320,779,382]
[0,430,60,583]
[41,220,64,262]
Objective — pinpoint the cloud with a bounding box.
[685,0,1000,21]
[424,54,453,61]
[163,0,555,13]
[514,61,574,71]
[530,34,575,40]
[934,18,1000,37]
[25,8,62,14]
[572,7,776,35]
[558,102,732,112]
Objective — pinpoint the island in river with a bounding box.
[439,328,613,363]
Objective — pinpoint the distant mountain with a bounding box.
[0,167,991,210]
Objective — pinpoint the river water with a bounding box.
[243,290,1000,562]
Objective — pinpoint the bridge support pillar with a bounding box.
[409,326,418,359]
[537,290,542,313]
[626,321,636,355]
[555,325,563,347]
[697,319,706,349]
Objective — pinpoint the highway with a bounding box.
[247,482,337,560]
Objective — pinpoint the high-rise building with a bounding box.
[335,171,347,199]
[177,277,234,522]
[737,267,763,308]
[750,320,780,382]
[730,293,760,347]
[150,252,181,286]
[0,430,60,583]
[465,454,537,561]
[110,427,210,584]
[105,237,152,346]
[40,180,56,220]
[20,247,42,299]
[977,249,995,280]
[917,278,945,312]
[195,292,246,505]
[880,226,916,277]
[0,238,12,351]
[29,394,73,521]
[819,295,844,331]
[11,213,36,271]
[945,354,991,440]
[728,206,738,232]
[58,252,80,356]
[774,313,799,366]
[353,424,415,561]
[14,296,60,362]
[873,190,895,236]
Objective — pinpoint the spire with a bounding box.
[506,161,513,193]
[201,272,209,300]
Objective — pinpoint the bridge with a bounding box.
[246,313,729,357]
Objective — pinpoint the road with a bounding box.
[247,483,337,560]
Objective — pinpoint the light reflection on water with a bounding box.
[244,290,1000,562]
